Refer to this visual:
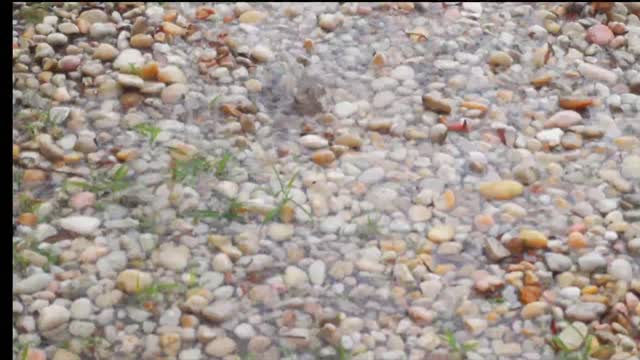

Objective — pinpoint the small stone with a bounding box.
[334,134,362,148]
[268,223,294,241]
[578,62,617,84]
[519,229,548,249]
[284,266,309,288]
[299,134,329,149]
[59,216,100,235]
[545,253,573,272]
[422,95,452,114]
[15,273,53,294]
[79,9,109,24]
[117,73,144,88]
[587,24,614,45]
[245,79,262,92]
[559,98,593,111]
[311,149,335,166]
[116,269,152,294]
[478,180,524,200]
[250,45,274,63]
[408,306,434,325]
[334,101,357,117]
[409,205,432,222]
[561,132,583,150]
[58,23,79,35]
[485,238,511,261]
[390,65,415,81]
[428,225,455,243]
[161,22,187,36]
[212,253,233,273]
[93,43,119,61]
[557,322,588,350]
[319,13,341,32]
[520,286,543,305]
[309,260,326,285]
[157,65,187,84]
[57,55,81,72]
[38,304,70,331]
[536,128,564,147]
[358,167,385,184]
[156,245,190,271]
[130,34,154,48]
[622,155,640,179]
[113,48,145,72]
[544,110,582,129]
[161,84,188,104]
[608,258,633,281]
[239,10,267,24]
[205,337,237,357]
[234,323,256,339]
[488,51,514,67]
[464,318,487,335]
[520,301,549,320]
[578,252,607,272]
[89,23,116,38]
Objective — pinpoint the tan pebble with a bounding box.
[478,180,524,200]
[311,149,335,166]
[116,149,138,162]
[77,18,90,34]
[23,169,48,184]
[18,213,38,226]
[488,51,514,67]
[120,92,144,109]
[531,74,553,87]
[496,90,514,103]
[474,214,494,232]
[461,101,488,113]
[440,190,456,210]
[334,134,362,149]
[581,285,598,295]
[435,264,456,275]
[13,144,20,160]
[130,34,154,48]
[239,10,267,24]
[613,136,639,150]
[428,225,455,243]
[161,22,186,36]
[422,95,452,114]
[303,39,314,53]
[163,10,178,22]
[521,301,548,319]
[519,229,548,249]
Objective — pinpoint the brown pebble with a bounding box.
[559,98,593,111]
[141,62,159,80]
[120,92,144,109]
[311,149,335,166]
[18,213,38,226]
[23,169,48,184]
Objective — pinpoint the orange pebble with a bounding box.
[568,232,588,249]
[18,213,38,226]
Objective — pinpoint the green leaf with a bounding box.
[208,95,221,110]
[215,152,232,178]
[113,165,128,181]
[552,336,571,352]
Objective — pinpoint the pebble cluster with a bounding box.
[12,2,640,360]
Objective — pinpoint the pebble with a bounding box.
[621,155,640,179]
[116,269,153,294]
[309,260,326,285]
[566,302,607,322]
[299,134,329,149]
[239,10,267,24]
[545,253,573,272]
[334,101,357,117]
[488,51,514,67]
[250,45,274,63]
[578,62,618,84]
[113,48,145,72]
[587,24,614,45]
[37,304,70,331]
[15,273,53,294]
[157,65,187,84]
[608,258,633,281]
[156,245,190,271]
[284,266,309,288]
[268,223,294,241]
[428,225,455,243]
[422,94,452,114]
[161,83,188,104]
[478,180,524,200]
[59,216,101,235]
[544,110,582,129]
[205,337,237,357]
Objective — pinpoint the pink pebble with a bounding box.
[444,7,460,20]
[27,349,46,360]
[70,191,96,209]
[569,223,586,233]
[587,23,614,45]
[609,35,626,48]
